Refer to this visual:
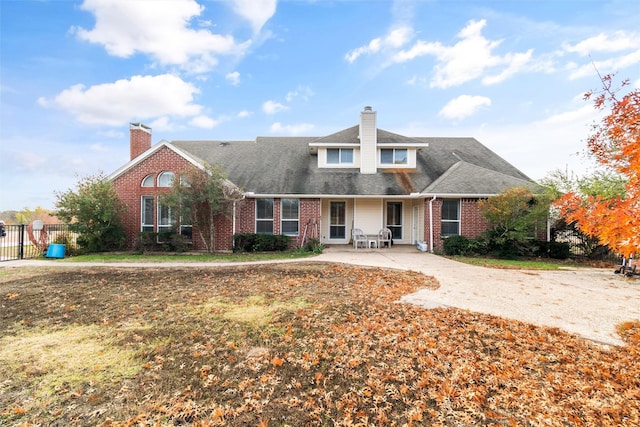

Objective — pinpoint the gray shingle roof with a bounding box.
[168,126,536,197]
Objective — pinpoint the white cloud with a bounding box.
[149,116,174,132]
[564,31,640,56]
[262,100,288,114]
[270,122,314,135]
[345,26,412,63]
[228,0,277,33]
[73,0,250,73]
[482,50,534,85]
[42,74,202,126]
[226,71,241,86]
[237,110,252,118]
[439,95,491,120]
[189,115,220,129]
[393,19,533,88]
[285,85,314,102]
[568,49,640,80]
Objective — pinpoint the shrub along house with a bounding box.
[109,106,538,252]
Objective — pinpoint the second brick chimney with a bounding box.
[129,123,152,160]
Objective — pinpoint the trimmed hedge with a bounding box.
[233,233,291,252]
[443,234,571,260]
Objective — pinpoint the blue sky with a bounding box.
[1,0,639,211]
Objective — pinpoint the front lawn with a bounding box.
[449,256,580,270]
[54,250,317,263]
[1,264,638,425]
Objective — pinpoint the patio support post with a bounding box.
[429,195,436,252]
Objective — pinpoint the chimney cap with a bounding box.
[130,122,152,132]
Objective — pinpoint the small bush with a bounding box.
[52,232,78,256]
[536,241,571,259]
[304,238,324,254]
[233,233,291,252]
[137,232,190,253]
[443,235,472,256]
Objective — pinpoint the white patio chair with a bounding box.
[377,227,392,248]
[352,228,368,249]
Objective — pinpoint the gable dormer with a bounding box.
[309,106,429,171]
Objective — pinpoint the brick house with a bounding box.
[109,107,539,252]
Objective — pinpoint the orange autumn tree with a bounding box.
[556,74,639,257]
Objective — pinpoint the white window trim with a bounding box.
[380,148,408,165]
[441,199,461,237]
[141,174,155,187]
[157,171,175,187]
[255,198,274,235]
[141,196,154,232]
[327,148,355,165]
[280,199,300,236]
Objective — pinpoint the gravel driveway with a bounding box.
[315,246,640,347]
[3,247,639,346]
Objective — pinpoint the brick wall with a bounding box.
[460,198,488,238]
[423,197,489,252]
[112,146,198,249]
[234,197,321,248]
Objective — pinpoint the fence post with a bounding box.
[19,224,25,260]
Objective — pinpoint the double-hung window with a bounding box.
[256,199,274,234]
[441,199,460,236]
[380,148,408,165]
[281,199,299,236]
[327,148,354,165]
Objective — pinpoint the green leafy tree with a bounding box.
[161,164,242,253]
[541,168,627,201]
[478,187,551,256]
[55,172,126,252]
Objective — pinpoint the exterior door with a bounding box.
[386,201,403,240]
[329,201,346,240]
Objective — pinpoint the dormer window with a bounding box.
[327,148,354,165]
[380,148,408,165]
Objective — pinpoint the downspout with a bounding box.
[429,195,437,252]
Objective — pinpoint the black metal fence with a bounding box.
[552,228,619,263]
[0,224,77,262]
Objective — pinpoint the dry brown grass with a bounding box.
[1,263,638,426]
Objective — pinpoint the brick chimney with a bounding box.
[129,123,152,160]
[359,106,377,174]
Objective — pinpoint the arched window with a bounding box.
[157,171,175,187]
[141,174,155,187]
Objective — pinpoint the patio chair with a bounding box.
[377,227,392,248]
[352,228,368,249]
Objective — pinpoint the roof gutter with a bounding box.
[242,192,430,199]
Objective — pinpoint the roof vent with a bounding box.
[219,142,229,147]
